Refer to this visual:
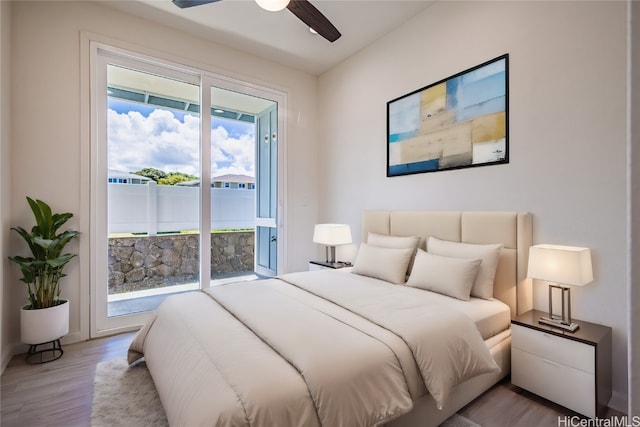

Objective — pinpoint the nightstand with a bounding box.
[308,261,351,271]
[511,309,612,418]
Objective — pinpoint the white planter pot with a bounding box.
[20,299,70,345]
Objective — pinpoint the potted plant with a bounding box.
[8,197,79,351]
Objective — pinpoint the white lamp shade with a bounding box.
[313,224,352,246]
[527,244,593,286]
[255,0,290,12]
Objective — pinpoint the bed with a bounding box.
[128,210,532,427]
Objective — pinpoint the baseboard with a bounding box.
[1,342,20,374]
[1,331,86,375]
[61,331,84,346]
[608,389,629,414]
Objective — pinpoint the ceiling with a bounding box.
[99,0,435,75]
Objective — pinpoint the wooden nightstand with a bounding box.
[308,261,351,271]
[511,309,612,418]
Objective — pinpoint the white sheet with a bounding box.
[396,283,511,340]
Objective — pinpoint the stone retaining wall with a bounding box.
[108,231,254,294]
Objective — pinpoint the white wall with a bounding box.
[4,1,319,358]
[318,1,629,412]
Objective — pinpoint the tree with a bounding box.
[133,168,197,186]
[133,168,167,182]
[159,172,198,186]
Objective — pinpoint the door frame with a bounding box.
[83,35,287,339]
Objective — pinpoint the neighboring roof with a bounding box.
[213,174,255,183]
[177,174,255,186]
[108,169,152,181]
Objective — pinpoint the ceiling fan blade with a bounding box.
[172,0,222,9]
[286,0,341,43]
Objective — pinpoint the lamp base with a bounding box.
[539,316,580,332]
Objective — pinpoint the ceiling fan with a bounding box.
[172,0,342,43]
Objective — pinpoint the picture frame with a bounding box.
[387,54,509,177]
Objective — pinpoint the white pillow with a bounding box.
[351,243,414,284]
[367,232,420,275]
[367,232,420,250]
[406,250,481,300]
[427,236,503,300]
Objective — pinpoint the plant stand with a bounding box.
[25,339,64,364]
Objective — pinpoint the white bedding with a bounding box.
[129,270,504,426]
[278,270,503,409]
[398,282,511,340]
[304,268,511,340]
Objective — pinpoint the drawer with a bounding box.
[512,348,595,418]
[511,324,594,373]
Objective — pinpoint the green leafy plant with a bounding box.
[8,197,79,309]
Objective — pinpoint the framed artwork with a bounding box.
[387,54,509,177]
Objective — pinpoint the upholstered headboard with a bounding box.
[361,211,532,318]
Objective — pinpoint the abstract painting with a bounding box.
[387,54,509,176]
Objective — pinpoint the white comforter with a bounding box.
[128,270,499,427]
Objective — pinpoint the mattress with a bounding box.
[394,283,512,340]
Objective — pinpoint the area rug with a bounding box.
[91,358,480,427]
[91,359,167,427]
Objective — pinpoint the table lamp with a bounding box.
[313,224,352,266]
[527,244,593,332]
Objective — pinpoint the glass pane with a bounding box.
[254,104,278,276]
[209,86,261,284]
[106,64,201,316]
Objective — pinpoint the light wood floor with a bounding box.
[459,377,624,426]
[0,333,625,427]
[1,332,135,427]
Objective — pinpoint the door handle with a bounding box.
[270,236,277,243]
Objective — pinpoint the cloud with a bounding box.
[108,108,255,178]
[211,126,255,177]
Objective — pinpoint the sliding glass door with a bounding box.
[90,43,285,337]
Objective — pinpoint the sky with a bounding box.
[107,98,255,178]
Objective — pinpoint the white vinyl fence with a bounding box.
[108,182,255,234]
